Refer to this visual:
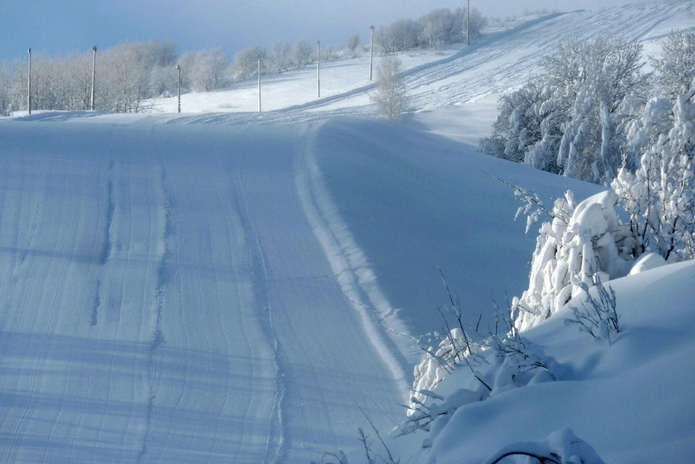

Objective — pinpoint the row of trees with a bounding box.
[0,4,489,115]
[377,7,486,54]
[0,38,329,114]
[0,41,179,114]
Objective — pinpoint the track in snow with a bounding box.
[0,122,405,463]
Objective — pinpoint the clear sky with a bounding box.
[0,0,653,62]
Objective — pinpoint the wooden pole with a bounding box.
[369,26,375,81]
[176,65,181,113]
[90,46,97,110]
[258,54,262,112]
[27,48,32,115]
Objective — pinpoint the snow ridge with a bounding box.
[295,123,412,397]
[230,172,288,464]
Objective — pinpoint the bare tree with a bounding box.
[291,40,313,69]
[233,46,266,81]
[346,34,362,57]
[267,42,292,74]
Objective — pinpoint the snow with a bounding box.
[419,260,695,464]
[0,1,694,463]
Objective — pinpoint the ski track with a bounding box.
[294,123,411,397]
[0,4,690,463]
[229,171,288,464]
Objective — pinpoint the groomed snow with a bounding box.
[0,1,693,463]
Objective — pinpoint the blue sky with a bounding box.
[0,0,650,62]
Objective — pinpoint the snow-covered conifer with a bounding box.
[371,56,409,120]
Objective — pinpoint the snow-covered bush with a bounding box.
[567,274,619,345]
[513,190,632,331]
[408,293,561,432]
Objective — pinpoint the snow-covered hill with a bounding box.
[0,2,693,463]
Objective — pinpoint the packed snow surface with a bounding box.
[0,1,693,463]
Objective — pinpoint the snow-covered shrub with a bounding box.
[408,294,560,431]
[567,274,620,345]
[513,190,632,332]
[483,428,607,464]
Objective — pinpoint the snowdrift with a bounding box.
[416,260,695,464]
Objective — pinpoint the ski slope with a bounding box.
[0,2,693,463]
[0,120,416,463]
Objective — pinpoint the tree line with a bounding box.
[0,6,487,115]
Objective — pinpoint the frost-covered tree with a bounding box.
[233,46,266,81]
[462,7,487,41]
[481,81,553,167]
[345,34,362,58]
[178,48,228,91]
[371,56,409,120]
[554,37,645,184]
[378,19,421,54]
[652,30,695,100]
[483,36,646,185]
[267,42,292,74]
[419,8,460,50]
[611,33,695,262]
[291,40,313,69]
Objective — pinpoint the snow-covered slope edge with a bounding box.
[414,260,695,464]
[306,118,599,340]
[294,121,412,396]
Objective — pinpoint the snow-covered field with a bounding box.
[0,1,693,463]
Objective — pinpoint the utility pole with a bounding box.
[176,65,181,113]
[90,46,97,111]
[257,54,262,112]
[369,25,375,81]
[317,40,321,98]
[27,48,32,115]
[467,0,471,46]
